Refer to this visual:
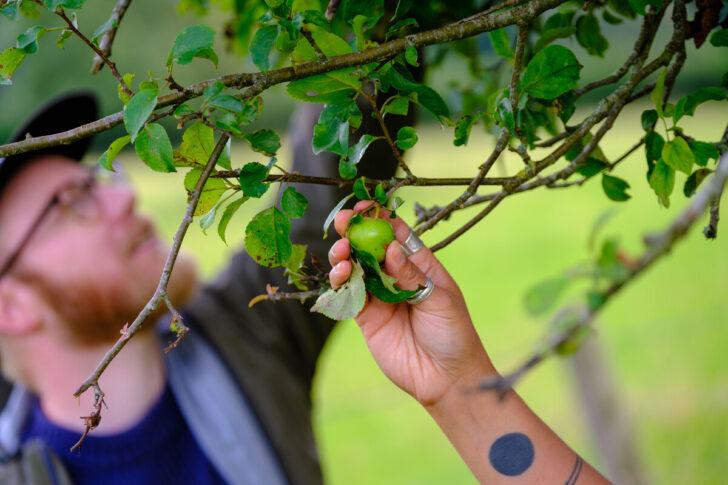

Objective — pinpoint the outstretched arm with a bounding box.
[328,202,610,484]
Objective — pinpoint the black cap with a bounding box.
[0,91,98,196]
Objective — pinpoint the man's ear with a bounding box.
[0,278,42,336]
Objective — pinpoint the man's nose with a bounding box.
[97,182,137,219]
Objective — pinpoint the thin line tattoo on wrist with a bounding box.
[565,455,583,485]
[488,432,534,476]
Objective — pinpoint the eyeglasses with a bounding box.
[0,169,100,279]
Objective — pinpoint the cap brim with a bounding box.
[0,91,98,195]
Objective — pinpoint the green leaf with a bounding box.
[287,70,361,104]
[374,183,387,205]
[404,45,419,66]
[166,25,218,69]
[380,64,449,120]
[521,45,580,100]
[244,129,280,156]
[200,198,221,233]
[239,96,264,125]
[489,28,513,59]
[98,135,131,171]
[533,26,576,53]
[91,17,117,45]
[239,162,270,198]
[314,121,349,155]
[353,177,371,200]
[43,0,86,11]
[203,81,224,101]
[710,28,728,47]
[597,238,629,281]
[173,103,196,117]
[313,102,355,155]
[339,159,357,179]
[184,169,228,216]
[576,158,609,178]
[245,206,293,268]
[602,9,623,25]
[689,141,720,167]
[575,14,608,57]
[16,26,46,54]
[641,109,657,131]
[383,96,409,116]
[123,86,158,142]
[0,2,18,19]
[250,25,279,72]
[352,247,418,303]
[208,94,243,113]
[283,243,309,290]
[118,73,134,105]
[174,122,213,167]
[310,28,353,56]
[650,68,667,118]
[673,87,726,122]
[683,168,712,197]
[0,47,26,81]
[644,130,664,162]
[217,195,248,244]
[413,85,450,121]
[217,137,232,170]
[348,134,376,165]
[396,126,417,150]
[323,193,355,239]
[601,173,631,201]
[662,137,694,175]
[628,0,663,15]
[134,123,175,173]
[56,28,73,50]
[453,113,484,147]
[649,159,675,207]
[386,17,418,40]
[281,186,308,219]
[311,261,366,320]
[524,276,570,316]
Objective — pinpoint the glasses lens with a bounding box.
[59,177,98,220]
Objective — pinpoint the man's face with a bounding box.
[0,156,198,345]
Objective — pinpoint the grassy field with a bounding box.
[124,103,728,484]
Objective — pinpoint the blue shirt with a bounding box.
[21,384,228,485]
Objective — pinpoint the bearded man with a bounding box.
[0,91,396,485]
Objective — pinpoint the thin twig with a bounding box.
[481,150,728,393]
[325,0,341,22]
[71,134,231,444]
[90,0,132,75]
[213,171,512,187]
[54,8,132,97]
[416,129,510,234]
[0,0,568,159]
[360,91,415,178]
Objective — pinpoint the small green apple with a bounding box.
[347,217,395,263]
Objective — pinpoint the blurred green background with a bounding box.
[2,2,728,483]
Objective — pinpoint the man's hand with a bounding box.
[328,201,496,407]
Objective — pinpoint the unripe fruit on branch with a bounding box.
[347,217,396,263]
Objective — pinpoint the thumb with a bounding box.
[385,242,427,291]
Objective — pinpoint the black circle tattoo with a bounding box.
[489,432,535,476]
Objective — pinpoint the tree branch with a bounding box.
[0,0,567,159]
[89,0,132,75]
[71,133,231,447]
[480,150,728,395]
[54,8,132,97]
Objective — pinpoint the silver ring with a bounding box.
[402,230,425,256]
[407,277,435,305]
